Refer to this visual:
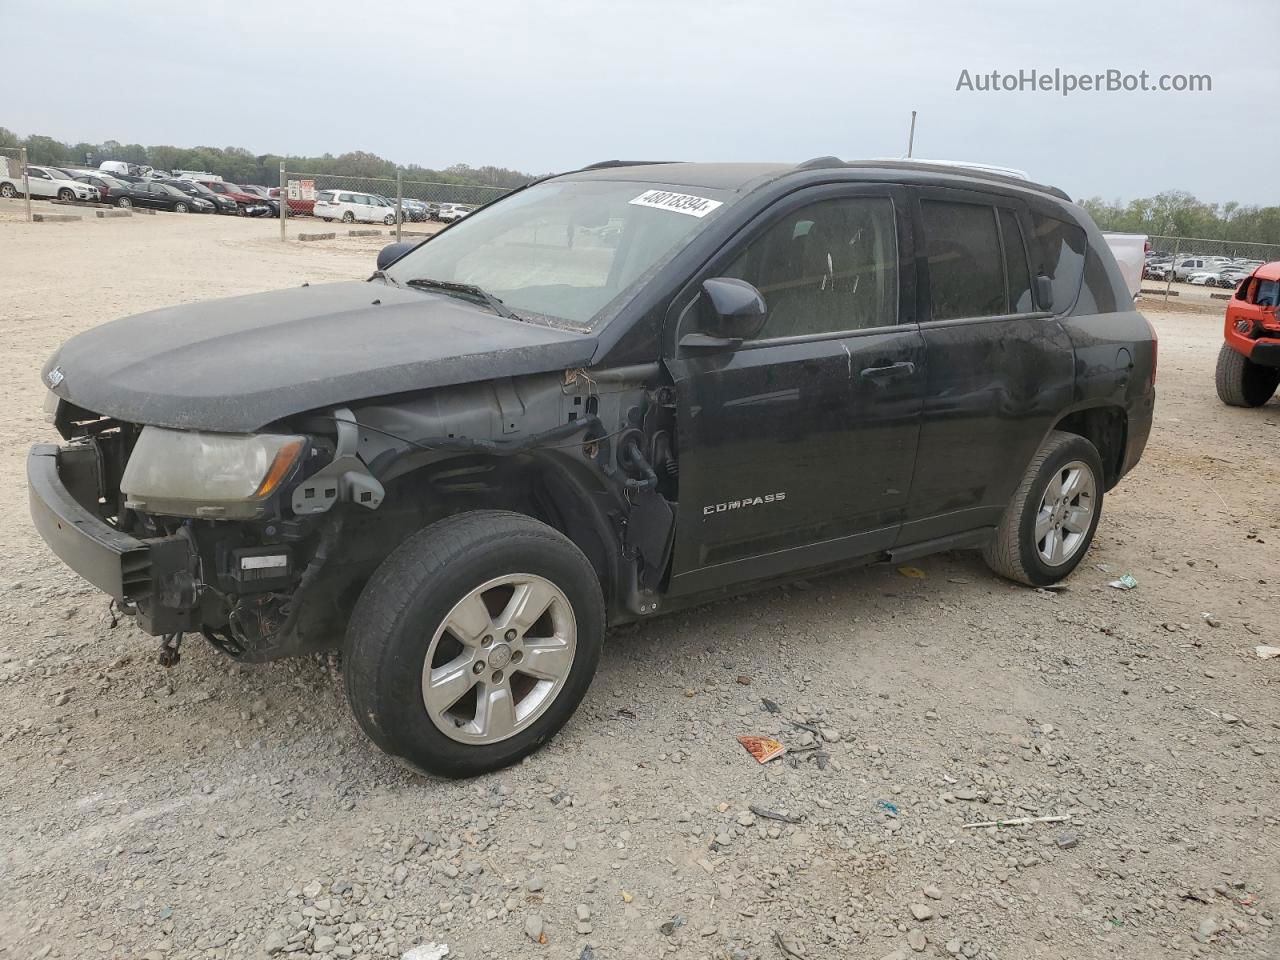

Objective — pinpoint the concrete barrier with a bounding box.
[298,232,336,242]
[399,230,430,237]
[52,199,107,209]
[130,207,156,215]
[96,210,132,218]
[1210,292,1232,300]
[348,229,382,237]
[32,213,82,223]
[1140,288,1178,297]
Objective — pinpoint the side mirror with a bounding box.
[376,241,415,271]
[692,277,768,345]
[1035,274,1055,311]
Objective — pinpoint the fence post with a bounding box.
[20,146,31,222]
[1164,237,1178,302]
[395,169,403,243]
[279,161,287,242]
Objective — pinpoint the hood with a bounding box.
[44,281,598,432]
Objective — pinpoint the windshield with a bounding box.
[385,179,734,327]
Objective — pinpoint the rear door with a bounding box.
[665,183,925,595]
[900,188,1075,544]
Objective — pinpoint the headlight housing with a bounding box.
[121,427,306,519]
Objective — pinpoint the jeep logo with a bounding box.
[703,492,786,516]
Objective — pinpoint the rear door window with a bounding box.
[998,209,1034,313]
[921,200,1005,320]
[1029,213,1086,311]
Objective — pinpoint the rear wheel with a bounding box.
[983,431,1104,587]
[344,511,605,779]
[1216,343,1279,407]
[0,183,15,199]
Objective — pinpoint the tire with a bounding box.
[57,188,74,202]
[116,196,132,208]
[384,214,396,225]
[341,211,355,223]
[983,431,1104,587]
[175,201,188,213]
[236,204,246,217]
[0,182,15,199]
[322,217,332,222]
[344,510,605,779]
[1215,343,1279,407]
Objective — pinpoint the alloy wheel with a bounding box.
[421,573,577,745]
[1034,460,1096,566]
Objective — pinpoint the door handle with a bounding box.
[860,361,916,381]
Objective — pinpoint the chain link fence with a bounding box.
[0,146,32,221]
[277,167,511,241]
[1143,234,1280,301]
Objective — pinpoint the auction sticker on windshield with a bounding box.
[629,189,724,218]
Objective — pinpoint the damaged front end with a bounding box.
[30,366,678,664]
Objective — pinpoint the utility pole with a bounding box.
[907,111,917,158]
[279,160,287,242]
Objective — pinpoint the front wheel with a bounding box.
[983,431,1104,587]
[384,214,396,225]
[344,511,604,779]
[175,201,188,213]
[341,211,355,223]
[57,188,75,202]
[1216,343,1279,407]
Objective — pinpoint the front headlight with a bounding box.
[121,427,306,519]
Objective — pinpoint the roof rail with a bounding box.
[580,160,680,171]
[794,156,845,171]
[846,158,1070,201]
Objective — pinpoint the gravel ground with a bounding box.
[0,213,1277,960]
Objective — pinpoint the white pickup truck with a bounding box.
[0,161,99,202]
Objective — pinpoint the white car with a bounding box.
[437,203,475,222]
[313,190,400,225]
[0,164,98,203]
[1172,256,1231,282]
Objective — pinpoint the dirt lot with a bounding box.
[0,211,1276,960]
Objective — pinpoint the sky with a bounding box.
[2,0,1275,206]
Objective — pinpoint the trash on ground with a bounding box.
[737,735,786,764]
[897,565,926,578]
[961,814,1070,829]
[749,805,801,824]
[660,916,685,936]
[1256,645,1280,660]
[1109,574,1139,590]
[875,799,900,818]
[402,945,449,960]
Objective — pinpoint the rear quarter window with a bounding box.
[1029,213,1086,312]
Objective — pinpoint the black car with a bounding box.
[165,179,237,214]
[113,181,215,213]
[238,184,281,216]
[29,158,1155,779]
[69,173,129,204]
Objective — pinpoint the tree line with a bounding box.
[1081,190,1280,247]
[0,128,536,190]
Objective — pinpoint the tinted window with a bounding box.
[316,191,336,202]
[998,209,1034,313]
[339,193,357,203]
[1029,213,1086,311]
[723,196,899,338]
[1076,248,1120,314]
[922,200,1005,320]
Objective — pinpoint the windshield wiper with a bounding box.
[405,278,521,320]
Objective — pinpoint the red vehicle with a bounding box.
[1216,261,1280,407]
[194,179,271,217]
[268,186,314,216]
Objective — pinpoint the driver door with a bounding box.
[664,184,925,596]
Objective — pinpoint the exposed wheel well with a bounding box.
[1051,406,1126,489]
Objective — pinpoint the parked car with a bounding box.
[400,198,431,222]
[1215,261,1280,407]
[238,185,281,216]
[268,187,315,217]
[437,202,475,222]
[1173,256,1230,281]
[70,173,131,204]
[313,189,399,224]
[192,179,271,216]
[30,158,1155,778]
[165,179,238,215]
[0,165,99,202]
[111,180,215,213]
